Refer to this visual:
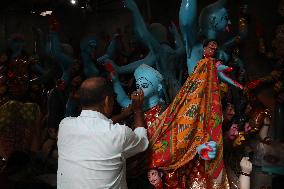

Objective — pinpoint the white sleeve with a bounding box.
[122,126,149,159]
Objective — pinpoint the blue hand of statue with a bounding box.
[97,54,120,73]
[97,54,110,65]
[101,59,119,81]
[168,22,178,36]
[216,61,243,89]
[197,141,217,160]
[216,63,231,72]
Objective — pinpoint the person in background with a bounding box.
[57,77,149,189]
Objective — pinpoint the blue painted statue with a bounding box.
[46,31,75,85]
[102,60,219,188]
[110,63,165,111]
[179,0,247,74]
[80,36,100,78]
[99,0,185,102]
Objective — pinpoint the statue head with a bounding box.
[134,64,163,99]
[199,0,229,39]
[149,23,168,44]
[80,36,97,56]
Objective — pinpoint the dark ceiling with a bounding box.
[0,0,127,14]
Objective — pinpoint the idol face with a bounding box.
[135,77,156,98]
[211,8,229,32]
[147,169,162,187]
[85,40,97,55]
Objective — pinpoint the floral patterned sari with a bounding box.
[147,57,229,188]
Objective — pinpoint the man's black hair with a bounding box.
[79,77,114,107]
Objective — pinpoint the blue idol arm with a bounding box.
[123,0,160,52]
[102,59,132,108]
[179,0,198,58]
[169,22,185,57]
[216,62,243,89]
[113,77,132,108]
[117,51,156,74]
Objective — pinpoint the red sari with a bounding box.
[146,58,229,188]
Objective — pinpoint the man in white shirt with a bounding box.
[57,77,148,189]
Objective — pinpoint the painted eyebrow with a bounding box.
[138,77,154,86]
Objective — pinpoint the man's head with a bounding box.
[134,64,163,99]
[79,77,115,117]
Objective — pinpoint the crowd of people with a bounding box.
[0,0,283,188]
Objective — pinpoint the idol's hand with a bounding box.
[216,62,233,73]
[97,54,110,64]
[216,61,243,90]
[197,141,217,160]
[103,60,119,80]
[168,22,179,36]
[240,157,252,174]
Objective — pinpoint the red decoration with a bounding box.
[246,79,261,89]
[199,144,213,160]
[7,71,16,78]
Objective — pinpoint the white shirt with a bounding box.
[57,110,149,189]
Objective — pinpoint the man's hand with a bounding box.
[197,141,217,160]
[240,157,252,174]
[121,105,133,117]
[131,89,144,112]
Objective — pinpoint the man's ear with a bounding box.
[104,96,111,107]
